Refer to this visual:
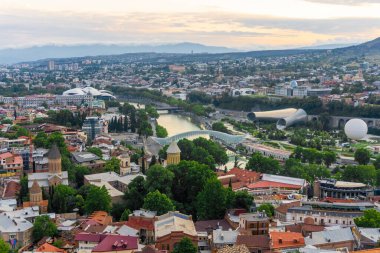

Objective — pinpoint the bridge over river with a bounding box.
[150,130,247,146]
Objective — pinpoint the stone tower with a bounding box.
[48,144,62,174]
[29,180,42,204]
[118,153,131,176]
[166,142,181,165]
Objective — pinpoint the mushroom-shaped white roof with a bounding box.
[82,86,102,96]
[63,88,86,96]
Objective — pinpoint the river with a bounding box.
[156,113,201,136]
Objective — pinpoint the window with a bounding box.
[349,221,352,225]
[315,218,317,222]
[329,219,331,223]
[336,220,338,224]
[300,217,302,221]
[343,221,345,225]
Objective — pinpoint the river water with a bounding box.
[156,113,201,136]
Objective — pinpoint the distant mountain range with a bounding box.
[0,43,237,64]
[1,37,380,64]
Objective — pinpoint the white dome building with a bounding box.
[344,118,368,140]
[63,87,115,100]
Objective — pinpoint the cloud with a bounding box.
[0,9,379,50]
[303,0,380,5]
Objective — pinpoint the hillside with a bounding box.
[332,37,380,58]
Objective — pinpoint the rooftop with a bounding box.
[92,235,138,252]
[305,227,354,246]
[155,211,197,239]
[166,141,181,154]
[270,231,305,249]
[71,151,100,163]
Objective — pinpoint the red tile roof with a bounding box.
[126,217,155,231]
[226,168,261,184]
[247,181,302,190]
[270,231,305,249]
[92,235,138,252]
[0,152,13,159]
[36,243,65,253]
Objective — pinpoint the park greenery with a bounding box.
[120,160,253,220]
[245,150,380,186]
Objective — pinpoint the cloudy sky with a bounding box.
[1,0,380,50]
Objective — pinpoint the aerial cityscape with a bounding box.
[1,1,380,253]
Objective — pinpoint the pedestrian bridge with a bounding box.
[151,130,247,146]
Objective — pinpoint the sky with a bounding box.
[1,0,380,50]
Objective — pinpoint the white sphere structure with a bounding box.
[344,119,368,140]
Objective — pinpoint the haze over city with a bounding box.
[2,0,380,50]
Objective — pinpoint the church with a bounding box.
[28,144,69,189]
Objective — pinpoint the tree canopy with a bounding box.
[246,152,282,174]
[354,209,380,228]
[143,190,175,215]
[172,237,197,253]
[84,185,112,214]
[145,165,174,196]
[355,148,371,165]
[257,203,275,217]
[32,215,58,242]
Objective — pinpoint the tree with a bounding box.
[373,155,380,170]
[156,125,168,138]
[246,152,282,174]
[196,178,229,220]
[212,122,230,133]
[172,237,197,253]
[18,176,29,203]
[120,209,131,221]
[51,185,77,213]
[86,147,103,158]
[257,203,275,217]
[74,165,90,187]
[0,238,10,253]
[143,190,175,215]
[233,190,253,210]
[84,185,112,214]
[354,209,380,228]
[169,161,215,214]
[104,157,121,174]
[323,150,336,167]
[124,176,147,211]
[149,155,157,167]
[355,148,371,165]
[145,165,174,196]
[32,215,58,242]
[342,165,377,186]
[33,132,48,148]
